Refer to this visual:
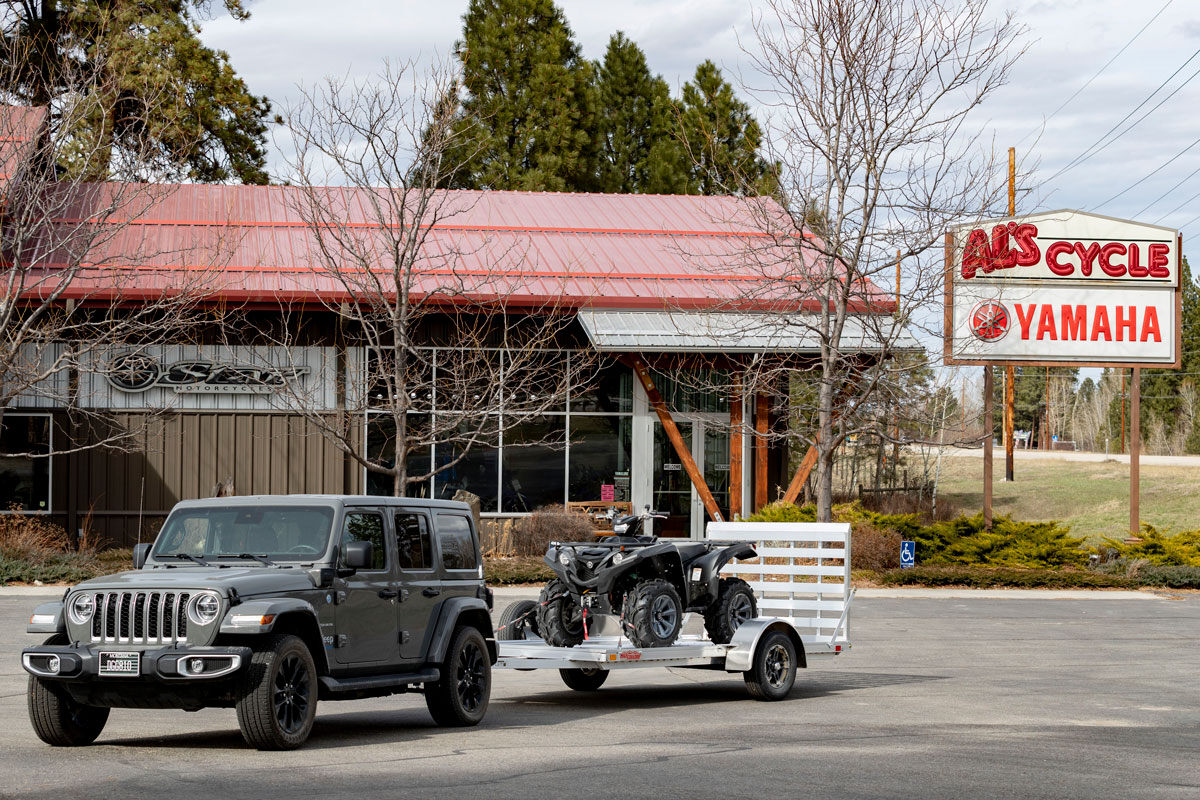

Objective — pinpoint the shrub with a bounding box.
[876,565,1134,589]
[484,556,554,585]
[747,501,816,523]
[850,520,901,572]
[512,506,595,556]
[1099,525,1200,567]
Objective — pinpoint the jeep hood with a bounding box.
[72,567,316,596]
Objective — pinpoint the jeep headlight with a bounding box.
[188,592,221,626]
[68,592,95,625]
[557,551,571,566]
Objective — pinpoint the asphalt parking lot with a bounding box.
[1,588,1197,800]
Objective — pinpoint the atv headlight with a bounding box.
[557,551,571,566]
[187,592,221,626]
[68,592,95,625]
[611,552,625,565]
[613,523,628,534]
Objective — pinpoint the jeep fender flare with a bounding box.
[218,598,329,673]
[428,597,497,664]
[27,600,65,635]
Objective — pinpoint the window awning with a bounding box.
[577,310,922,354]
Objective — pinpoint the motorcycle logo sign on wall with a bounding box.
[945,209,1181,367]
[107,352,309,394]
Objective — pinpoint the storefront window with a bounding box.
[651,369,729,414]
[0,415,51,512]
[568,415,632,502]
[502,416,566,512]
[433,423,499,512]
[365,415,431,497]
[572,359,633,413]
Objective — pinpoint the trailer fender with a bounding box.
[723,618,806,673]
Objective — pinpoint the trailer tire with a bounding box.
[703,578,757,644]
[744,630,797,701]
[559,667,609,691]
[536,579,584,647]
[621,579,683,648]
[497,600,540,641]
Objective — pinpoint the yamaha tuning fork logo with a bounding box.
[968,300,1011,343]
[107,353,309,394]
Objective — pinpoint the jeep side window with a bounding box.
[341,512,386,570]
[436,513,477,571]
[395,512,432,570]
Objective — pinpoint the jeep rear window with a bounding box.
[395,512,432,570]
[436,514,477,571]
[153,506,335,561]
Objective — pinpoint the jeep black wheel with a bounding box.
[704,578,758,644]
[536,578,584,647]
[27,634,109,747]
[559,667,609,691]
[236,634,318,750]
[621,579,683,648]
[744,630,798,701]
[426,626,491,726]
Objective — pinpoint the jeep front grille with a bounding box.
[90,591,191,645]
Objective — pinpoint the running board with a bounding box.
[319,668,440,694]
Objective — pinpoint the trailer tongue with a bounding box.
[495,522,853,699]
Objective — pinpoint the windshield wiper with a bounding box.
[229,553,274,566]
[165,552,209,566]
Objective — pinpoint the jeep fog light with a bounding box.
[189,658,205,674]
[188,592,221,626]
[557,551,570,566]
[45,655,60,674]
[68,593,95,625]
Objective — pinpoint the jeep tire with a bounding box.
[536,579,584,647]
[621,579,683,648]
[426,626,490,726]
[704,578,757,644]
[27,635,110,747]
[236,634,318,750]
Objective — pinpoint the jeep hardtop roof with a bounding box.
[170,494,473,512]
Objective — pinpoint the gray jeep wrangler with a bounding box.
[21,495,495,750]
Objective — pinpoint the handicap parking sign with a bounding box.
[900,540,915,569]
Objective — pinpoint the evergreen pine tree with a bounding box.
[1140,256,1200,451]
[593,32,684,194]
[445,0,596,192]
[678,60,774,196]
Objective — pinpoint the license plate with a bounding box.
[98,651,140,677]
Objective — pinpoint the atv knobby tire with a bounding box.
[27,636,109,747]
[621,579,683,648]
[704,578,757,644]
[536,579,584,647]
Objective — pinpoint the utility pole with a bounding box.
[1004,147,1016,480]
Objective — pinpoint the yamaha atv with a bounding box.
[537,508,758,649]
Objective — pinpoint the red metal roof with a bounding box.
[21,180,896,312]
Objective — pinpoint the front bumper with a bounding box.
[22,643,252,683]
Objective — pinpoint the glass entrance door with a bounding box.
[652,416,731,538]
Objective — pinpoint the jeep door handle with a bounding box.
[422,587,441,597]
[378,589,399,599]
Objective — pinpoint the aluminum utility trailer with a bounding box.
[495,522,853,699]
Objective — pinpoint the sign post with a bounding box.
[945,211,1180,537]
[1005,147,1016,483]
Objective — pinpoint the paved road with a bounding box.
[1,589,1197,800]
[940,446,1200,466]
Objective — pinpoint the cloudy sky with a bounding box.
[200,0,1200,256]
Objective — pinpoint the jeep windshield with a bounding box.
[151,506,335,562]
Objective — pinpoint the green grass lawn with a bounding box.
[935,456,1200,541]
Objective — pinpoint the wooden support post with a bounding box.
[983,366,993,531]
[628,357,723,523]
[754,394,769,511]
[1131,367,1140,536]
[782,445,819,504]
[730,377,743,520]
[1004,147,1017,481]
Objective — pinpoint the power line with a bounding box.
[1134,161,1200,218]
[1091,133,1200,210]
[1018,0,1176,147]
[1154,185,1200,223]
[1042,47,1200,186]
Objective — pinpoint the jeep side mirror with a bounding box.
[342,540,372,571]
[133,543,151,569]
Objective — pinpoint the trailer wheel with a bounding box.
[744,630,797,701]
[497,600,540,641]
[559,667,609,691]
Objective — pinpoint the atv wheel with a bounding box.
[704,578,757,644]
[621,579,683,648]
[744,630,798,701]
[559,667,609,691]
[536,579,584,647]
[497,600,540,641]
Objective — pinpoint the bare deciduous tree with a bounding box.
[266,59,587,497]
[718,0,1024,520]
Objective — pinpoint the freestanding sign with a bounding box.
[945,210,1180,367]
